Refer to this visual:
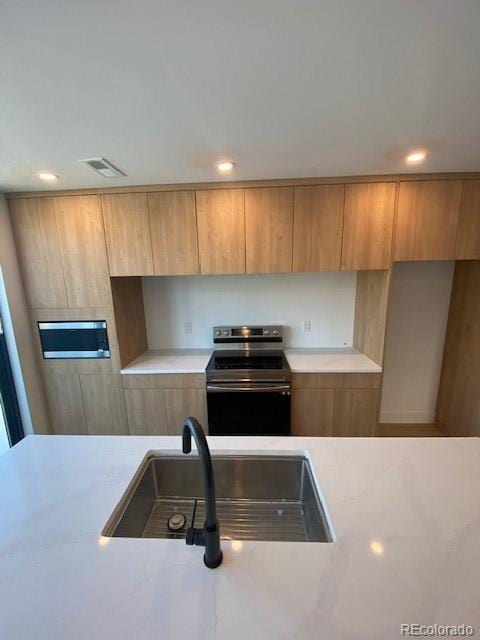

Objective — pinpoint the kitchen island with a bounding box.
[1,435,479,639]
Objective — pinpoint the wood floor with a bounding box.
[378,423,446,437]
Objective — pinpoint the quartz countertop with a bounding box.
[284,347,382,373]
[121,348,382,375]
[1,434,478,639]
[121,349,212,374]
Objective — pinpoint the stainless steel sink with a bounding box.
[102,453,333,543]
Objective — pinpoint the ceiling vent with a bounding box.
[78,157,126,178]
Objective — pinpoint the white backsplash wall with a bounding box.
[142,272,356,349]
[380,261,455,424]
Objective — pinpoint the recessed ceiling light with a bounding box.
[37,171,59,182]
[216,161,235,172]
[405,150,427,165]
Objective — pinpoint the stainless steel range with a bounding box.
[206,326,291,436]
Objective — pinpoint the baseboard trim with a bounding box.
[379,411,436,424]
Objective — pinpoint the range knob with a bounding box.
[272,329,279,336]
[264,329,270,335]
[215,329,221,336]
[223,330,229,336]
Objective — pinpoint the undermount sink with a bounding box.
[102,453,333,543]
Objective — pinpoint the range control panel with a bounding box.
[212,325,283,344]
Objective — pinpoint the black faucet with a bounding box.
[182,417,223,569]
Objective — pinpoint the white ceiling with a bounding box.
[2,0,480,192]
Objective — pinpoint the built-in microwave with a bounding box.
[38,321,110,359]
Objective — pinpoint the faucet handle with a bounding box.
[186,527,206,547]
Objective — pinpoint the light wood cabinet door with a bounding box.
[333,388,380,436]
[293,185,344,271]
[456,180,480,259]
[53,195,110,307]
[101,193,154,275]
[245,187,293,273]
[9,198,67,308]
[44,372,87,435]
[291,389,335,436]
[125,388,169,435]
[148,191,199,275]
[341,183,396,270]
[80,374,128,435]
[165,388,208,434]
[196,189,245,274]
[394,180,462,261]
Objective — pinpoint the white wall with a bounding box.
[143,272,357,349]
[0,194,50,435]
[380,261,454,424]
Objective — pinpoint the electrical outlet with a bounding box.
[302,320,311,333]
[184,321,192,335]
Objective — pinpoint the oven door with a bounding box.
[206,383,291,436]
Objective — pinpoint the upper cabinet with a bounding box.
[101,193,154,276]
[341,182,396,270]
[456,180,480,260]
[293,185,344,271]
[148,191,199,275]
[394,180,462,261]
[196,189,245,275]
[245,187,293,274]
[53,195,110,307]
[10,197,68,308]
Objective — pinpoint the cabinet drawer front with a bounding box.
[292,372,382,389]
[123,373,206,389]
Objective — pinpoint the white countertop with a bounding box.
[1,434,478,639]
[121,348,382,374]
[121,349,212,374]
[284,347,382,373]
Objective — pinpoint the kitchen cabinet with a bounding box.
[291,373,381,436]
[341,182,396,270]
[9,197,68,308]
[123,374,208,434]
[333,388,380,436]
[80,374,128,435]
[293,185,344,271]
[292,389,335,436]
[125,388,169,435]
[245,187,293,273]
[44,372,88,435]
[53,195,111,307]
[196,189,245,274]
[165,388,208,434]
[394,180,462,261]
[456,180,480,259]
[148,191,199,275]
[101,193,154,276]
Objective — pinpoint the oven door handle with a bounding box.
[206,384,291,393]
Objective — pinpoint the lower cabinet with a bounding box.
[44,372,88,435]
[292,373,381,437]
[123,374,208,435]
[45,373,128,435]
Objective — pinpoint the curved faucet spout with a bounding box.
[182,417,222,568]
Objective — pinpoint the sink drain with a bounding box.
[167,512,186,532]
